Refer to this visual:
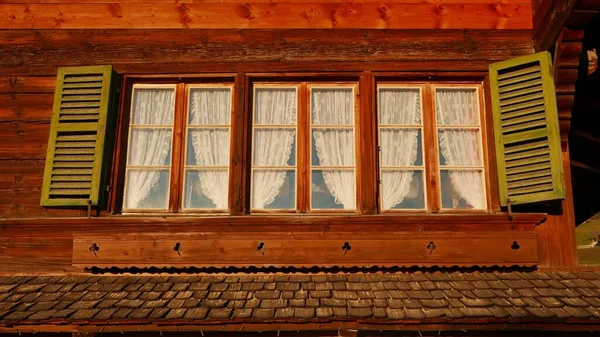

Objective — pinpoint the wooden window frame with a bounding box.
[109,73,501,216]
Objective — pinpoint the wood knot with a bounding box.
[177,4,192,28]
[378,6,391,22]
[241,4,257,21]
[435,4,447,15]
[107,3,123,19]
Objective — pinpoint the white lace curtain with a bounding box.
[379,89,421,210]
[189,88,231,209]
[312,89,356,209]
[125,89,174,209]
[436,89,484,209]
[252,89,297,209]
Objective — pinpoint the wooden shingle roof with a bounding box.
[2,271,600,330]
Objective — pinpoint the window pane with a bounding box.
[380,129,422,167]
[311,88,354,125]
[436,88,479,126]
[311,170,355,210]
[188,88,231,125]
[378,88,421,125]
[131,88,175,125]
[438,129,481,166]
[381,170,424,210]
[253,129,296,166]
[312,129,354,167]
[440,170,485,209]
[254,88,297,125]
[127,129,172,166]
[252,170,295,210]
[186,129,230,166]
[124,170,170,210]
[183,169,228,209]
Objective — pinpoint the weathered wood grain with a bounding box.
[0,94,53,123]
[0,30,534,71]
[0,3,532,29]
[0,159,44,190]
[0,122,50,160]
[0,77,56,94]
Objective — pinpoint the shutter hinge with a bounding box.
[105,185,111,193]
[506,199,513,221]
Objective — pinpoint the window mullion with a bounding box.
[423,83,441,213]
[298,83,309,213]
[168,83,187,213]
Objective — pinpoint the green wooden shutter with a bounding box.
[489,52,565,206]
[41,65,119,207]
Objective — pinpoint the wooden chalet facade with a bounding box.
[1,0,600,335]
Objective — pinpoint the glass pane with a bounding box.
[311,129,354,167]
[183,169,229,210]
[378,88,421,125]
[254,88,297,125]
[124,170,169,210]
[440,170,485,210]
[252,129,296,166]
[380,129,422,167]
[311,88,354,125]
[438,129,481,166]
[252,170,295,210]
[127,129,172,166]
[131,88,175,125]
[188,88,231,125]
[435,88,479,126]
[381,170,424,210]
[311,170,356,210]
[186,129,230,166]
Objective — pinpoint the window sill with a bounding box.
[1,212,546,232]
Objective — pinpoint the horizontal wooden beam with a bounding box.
[0,3,532,29]
[0,29,534,76]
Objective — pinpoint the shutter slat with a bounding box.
[507,176,554,189]
[60,101,101,108]
[498,72,541,87]
[506,162,552,175]
[48,189,92,195]
[59,115,100,121]
[62,82,103,89]
[50,182,91,189]
[501,106,546,122]
[52,168,94,174]
[499,98,545,114]
[60,95,101,102]
[501,112,545,127]
[497,65,541,80]
[498,79,543,94]
[490,52,565,206]
[59,108,100,115]
[54,134,97,141]
[502,119,547,133]
[56,141,96,148]
[504,147,549,161]
[504,139,548,154]
[507,184,554,196]
[505,154,551,168]
[41,65,118,207]
[499,92,545,107]
[53,162,94,168]
[507,168,553,182]
[52,175,94,182]
[63,75,104,83]
[54,148,96,155]
[62,88,103,95]
[499,85,543,100]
